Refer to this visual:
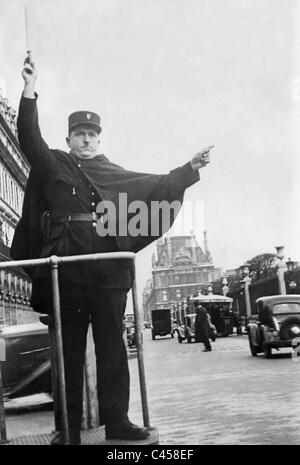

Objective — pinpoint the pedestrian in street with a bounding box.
[195,305,212,352]
[11,57,213,445]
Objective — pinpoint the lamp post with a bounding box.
[241,265,252,318]
[275,246,287,295]
[207,284,213,295]
[183,298,188,318]
[286,257,297,294]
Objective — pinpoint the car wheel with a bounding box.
[263,342,272,359]
[152,333,156,340]
[178,335,183,343]
[249,337,258,356]
[171,333,174,339]
[186,335,192,343]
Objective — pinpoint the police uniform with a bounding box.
[12,94,200,440]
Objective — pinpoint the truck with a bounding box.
[151,309,174,340]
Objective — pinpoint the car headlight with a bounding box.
[291,326,300,335]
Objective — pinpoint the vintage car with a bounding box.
[0,322,52,399]
[123,313,143,349]
[125,324,137,348]
[247,295,300,358]
[175,313,217,343]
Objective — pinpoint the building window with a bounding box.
[161,274,167,286]
[162,290,168,301]
[176,289,181,299]
[0,163,24,215]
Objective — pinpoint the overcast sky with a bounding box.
[1,0,300,305]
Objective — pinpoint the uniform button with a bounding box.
[91,192,95,196]
[78,163,81,168]
[91,202,96,207]
[92,222,97,228]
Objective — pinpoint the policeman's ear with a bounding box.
[66,136,71,147]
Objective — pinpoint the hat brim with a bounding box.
[69,122,102,134]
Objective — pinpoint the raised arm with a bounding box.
[161,145,214,198]
[17,57,52,170]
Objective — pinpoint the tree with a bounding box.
[246,253,277,282]
[210,252,277,295]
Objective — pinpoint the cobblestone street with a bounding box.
[128,330,300,445]
[4,330,300,445]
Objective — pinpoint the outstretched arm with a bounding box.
[17,57,52,170]
[163,145,214,196]
[190,145,214,171]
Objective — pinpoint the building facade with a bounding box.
[142,231,222,322]
[0,92,37,327]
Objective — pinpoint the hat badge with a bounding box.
[86,113,91,120]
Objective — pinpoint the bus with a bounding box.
[187,292,234,337]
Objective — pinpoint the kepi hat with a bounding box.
[68,111,102,134]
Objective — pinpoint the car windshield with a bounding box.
[273,303,300,315]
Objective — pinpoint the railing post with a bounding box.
[50,255,70,445]
[0,251,152,443]
[131,260,150,428]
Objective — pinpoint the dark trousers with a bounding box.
[51,285,130,431]
[203,338,212,350]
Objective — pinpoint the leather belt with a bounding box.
[52,213,102,223]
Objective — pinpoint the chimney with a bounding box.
[151,252,156,268]
[203,230,208,255]
[166,236,172,266]
[190,230,197,263]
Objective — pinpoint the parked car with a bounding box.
[123,314,143,349]
[125,324,137,348]
[175,313,217,343]
[0,322,52,399]
[247,295,300,358]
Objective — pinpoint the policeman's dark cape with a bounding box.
[11,151,198,277]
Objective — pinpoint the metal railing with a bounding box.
[0,252,150,445]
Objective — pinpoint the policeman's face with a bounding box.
[66,125,100,159]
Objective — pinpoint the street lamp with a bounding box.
[207,284,213,295]
[241,264,252,318]
[286,258,297,294]
[286,257,295,273]
[275,246,285,260]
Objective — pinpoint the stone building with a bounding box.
[0,90,36,327]
[142,231,222,321]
